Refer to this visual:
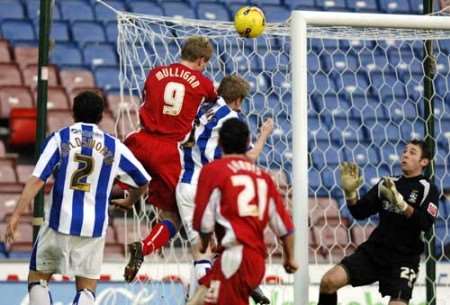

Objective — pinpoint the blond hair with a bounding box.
[218,75,250,103]
[181,36,214,62]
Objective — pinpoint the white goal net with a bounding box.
[114,9,450,305]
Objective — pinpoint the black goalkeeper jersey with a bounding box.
[348,174,439,263]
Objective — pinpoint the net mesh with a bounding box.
[114,11,450,304]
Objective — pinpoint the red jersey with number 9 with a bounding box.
[139,63,217,142]
[193,156,294,257]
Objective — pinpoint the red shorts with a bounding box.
[199,246,265,305]
[124,130,181,212]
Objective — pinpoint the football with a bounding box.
[234,6,266,38]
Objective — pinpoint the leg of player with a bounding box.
[124,210,179,282]
[72,276,96,305]
[28,271,53,305]
[189,241,213,299]
[318,265,349,305]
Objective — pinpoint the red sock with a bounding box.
[142,221,176,256]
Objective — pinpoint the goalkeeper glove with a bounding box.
[379,177,408,212]
[339,162,363,200]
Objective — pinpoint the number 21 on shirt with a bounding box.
[231,174,268,220]
[163,82,185,116]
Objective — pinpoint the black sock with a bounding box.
[318,292,337,305]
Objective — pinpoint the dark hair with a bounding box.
[73,91,104,124]
[219,118,249,154]
[408,139,433,160]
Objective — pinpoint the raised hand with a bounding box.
[339,162,363,200]
[379,177,408,212]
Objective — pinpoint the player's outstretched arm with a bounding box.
[281,233,298,274]
[4,176,45,243]
[246,118,274,162]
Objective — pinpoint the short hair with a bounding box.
[219,118,249,154]
[73,91,104,124]
[408,139,433,160]
[218,75,250,104]
[181,36,213,62]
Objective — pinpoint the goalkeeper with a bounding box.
[318,139,439,305]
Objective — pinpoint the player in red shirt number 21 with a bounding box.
[188,118,298,305]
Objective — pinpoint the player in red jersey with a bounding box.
[123,36,217,282]
[187,118,298,305]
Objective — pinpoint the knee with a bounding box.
[320,274,338,294]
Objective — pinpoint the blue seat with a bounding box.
[286,0,317,10]
[94,1,126,22]
[312,93,349,115]
[105,21,118,43]
[260,5,290,22]
[309,73,338,94]
[350,93,388,119]
[261,49,289,71]
[223,46,259,73]
[162,2,196,19]
[309,167,321,191]
[363,165,380,186]
[128,1,164,15]
[379,142,400,164]
[72,21,106,45]
[323,52,359,72]
[316,0,348,11]
[335,72,369,95]
[0,0,24,20]
[408,0,423,13]
[347,0,379,11]
[196,2,230,21]
[50,43,83,66]
[321,167,338,189]
[95,66,120,91]
[83,43,117,66]
[368,71,405,99]
[308,53,320,73]
[379,0,412,13]
[344,145,380,166]
[1,19,36,42]
[400,122,424,140]
[60,0,94,21]
[331,117,365,143]
[246,73,270,93]
[26,0,61,20]
[51,21,70,42]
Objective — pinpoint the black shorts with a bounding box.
[340,247,419,301]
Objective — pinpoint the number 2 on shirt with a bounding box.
[231,175,268,220]
[163,82,185,116]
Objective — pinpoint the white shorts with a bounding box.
[176,182,198,243]
[30,224,105,279]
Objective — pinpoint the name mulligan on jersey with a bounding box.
[156,67,200,88]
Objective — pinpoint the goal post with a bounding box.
[291,10,450,305]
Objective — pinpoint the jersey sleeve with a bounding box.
[348,182,381,220]
[115,143,151,188]
[193,166,219,234]
[267,177,294,238]
[408,183,439,231]
[32,132,60,182]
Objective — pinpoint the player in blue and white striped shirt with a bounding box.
[4,91,150,305]
[176,75,274,301]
